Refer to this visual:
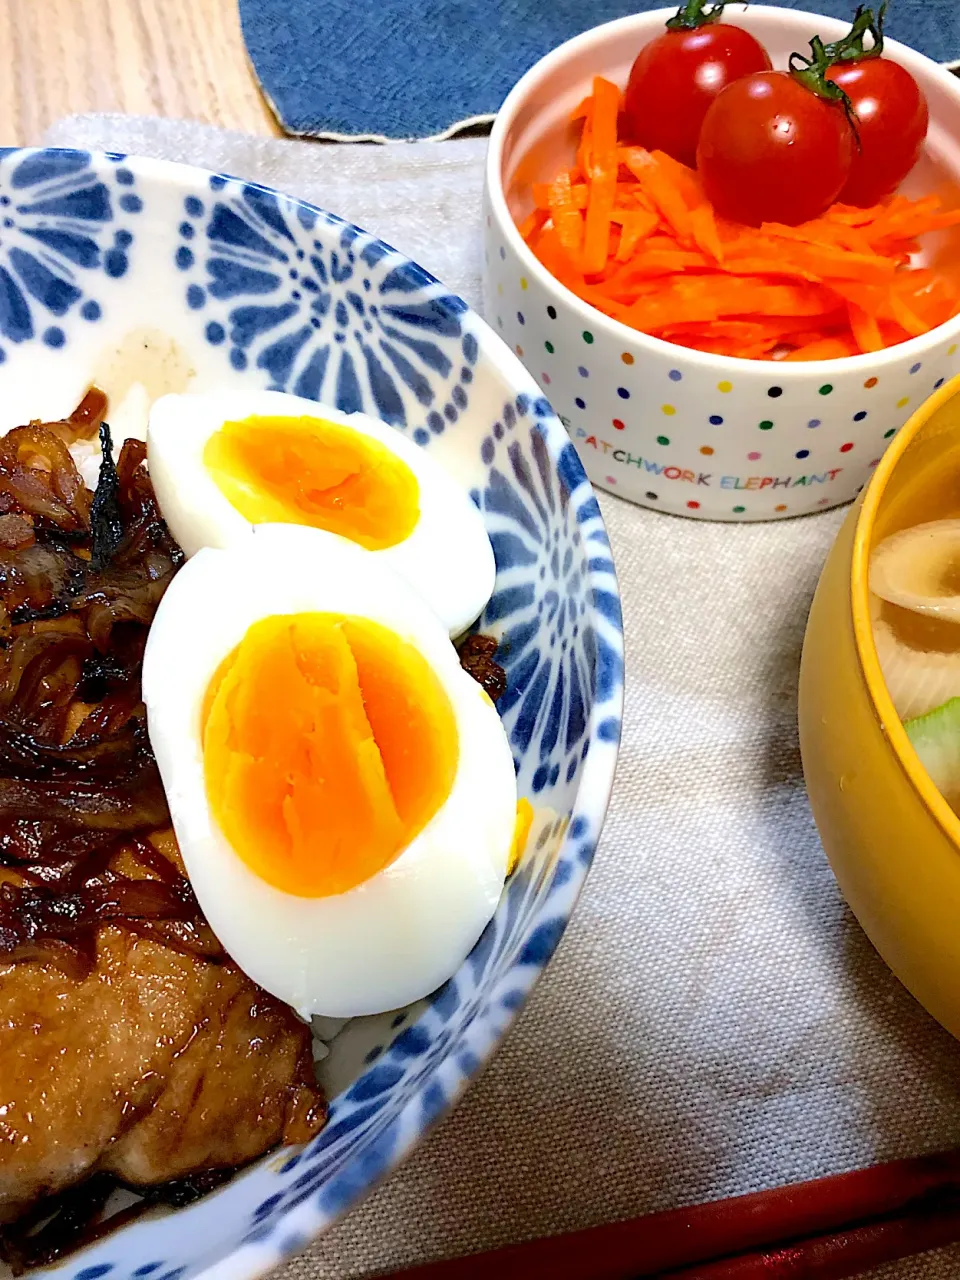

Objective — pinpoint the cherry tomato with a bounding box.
[696,71,855,226]
[624,22,771,168]
[826,58,929,206]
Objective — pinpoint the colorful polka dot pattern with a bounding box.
[489,244,960,518]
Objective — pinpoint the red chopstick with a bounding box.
[669,1193,960,1277]
[370,1149,960,1280]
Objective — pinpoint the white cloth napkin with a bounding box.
[43,115,960,1280]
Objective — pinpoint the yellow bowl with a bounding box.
[799,372,960,1038]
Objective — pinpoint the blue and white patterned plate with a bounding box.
[0,148,623,1280]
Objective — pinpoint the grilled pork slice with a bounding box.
[0,926,325,1224]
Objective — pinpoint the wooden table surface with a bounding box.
[1,0,279,145]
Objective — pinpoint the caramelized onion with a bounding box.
[0,767,169,831]
[0,863,205,975]
[457,632,507,700]
[0,542,85,619]
[32,387,109,453]
[0,515,34,551]
[0,397,183,928]
[0,425,91,532]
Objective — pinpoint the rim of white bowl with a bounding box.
[486,4,960,377]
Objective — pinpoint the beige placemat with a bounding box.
[41,115,960,1280]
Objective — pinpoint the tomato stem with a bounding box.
[825,2,886,63]
[786,6,889,146]
[788,3,886,116]
[788,4,887,145]
[789,37,855,109]
[665,0,733,31]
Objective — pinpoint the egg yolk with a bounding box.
[202,612,458,897]
[508,798,534,875]
[203,415,420,551]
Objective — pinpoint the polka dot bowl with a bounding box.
[483,5,960,521]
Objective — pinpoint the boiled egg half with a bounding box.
[146,389,494,636]
[141,524,516,1018]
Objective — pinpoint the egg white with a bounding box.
[146,389,495,637]
[141,525,516,1019]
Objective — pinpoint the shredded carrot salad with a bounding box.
[520,76,960,360]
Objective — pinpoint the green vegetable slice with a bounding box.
[904,697,960,809]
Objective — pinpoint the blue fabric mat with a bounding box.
[239,0,960,142]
